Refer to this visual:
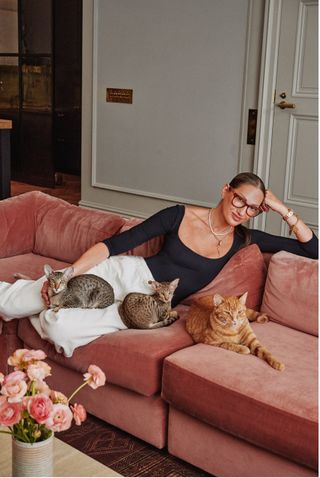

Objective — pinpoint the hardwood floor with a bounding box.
[10,174,81,205]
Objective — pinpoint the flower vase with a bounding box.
[12,434,54,477]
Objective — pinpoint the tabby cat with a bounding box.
[118,278,179,329]
[186,292,285,371]
[44,264,114,312]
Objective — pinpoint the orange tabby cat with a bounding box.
[186,292,285,371]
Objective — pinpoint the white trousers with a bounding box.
[0,256,154,357]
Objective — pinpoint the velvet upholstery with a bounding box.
[261,251,318,336]
[33,193,125,263]
[162,321,318,469]
[182,244,267,309]
[0,253,70,283]
[17,306,193,397]
[168,407,316,477]
[45,358,168,449]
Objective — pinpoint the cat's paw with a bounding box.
[13,272,32,280]
[256,313,269,323]
[170,311,179,319]
[272,361,285,372]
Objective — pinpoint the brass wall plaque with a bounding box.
[106,88,133,104]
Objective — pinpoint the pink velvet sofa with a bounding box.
[0,191,317,477]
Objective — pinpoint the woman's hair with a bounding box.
[228,172,266,247]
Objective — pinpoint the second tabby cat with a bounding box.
[186,292,285,371]
[118,278,180,329]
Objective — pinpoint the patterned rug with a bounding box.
[59,414,211,477]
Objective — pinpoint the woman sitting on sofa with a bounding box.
[0,172,317,357]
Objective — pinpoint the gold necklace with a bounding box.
[208,208,233,256]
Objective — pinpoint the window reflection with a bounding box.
[22,58,52,111]
[0,56,19,109]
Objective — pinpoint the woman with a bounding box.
[0,173,317,356]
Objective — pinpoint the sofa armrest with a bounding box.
[0,192,38,258]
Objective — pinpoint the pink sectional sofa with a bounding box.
[0,191,318,477]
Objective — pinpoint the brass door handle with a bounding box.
[276,100,296,110]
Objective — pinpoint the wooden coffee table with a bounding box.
[0,431,121,477]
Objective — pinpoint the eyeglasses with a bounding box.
[229,187,262,217]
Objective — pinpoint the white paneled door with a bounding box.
[257,0,318,236]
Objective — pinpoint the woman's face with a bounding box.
[221,183,265,226]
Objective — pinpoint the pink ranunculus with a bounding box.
[70,403,87,426]
[50,390,68,405]
[45,403,73,432]
[0,373,4,385]
[83,365,106,389]
[0,397,22,426]
[27,361,51,381]
[1,371,27,403]
[8,349,46,369]
[27,393,53,424]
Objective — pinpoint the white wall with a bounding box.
[81,0,265,217]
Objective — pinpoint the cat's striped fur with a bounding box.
[119,279,179,329]
[186,292,285,371]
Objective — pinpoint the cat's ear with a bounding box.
[170,278,180,290]
[213,294,224,307]
[62,267,74,280]
[239,291,248,305]
[44,264,53,277]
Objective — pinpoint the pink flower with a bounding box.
[45,404,73,432]
[0,373,4,385]
[50,390,68,405]
[33,380,50,396]
[1,371,27,403]
[27,361,51,381]
[83,365,106,389]
[0,396,22,426]
[8,349,46,370]
[27,394,53,424]
[70,403,87,426]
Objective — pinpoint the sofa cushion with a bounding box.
[33,193,126,263]
[261,251,318,336]
[0,192,37,259]
[162,321,318,469]
[18,305,193,396]
[0,253,70,283]
[182,244,267,310]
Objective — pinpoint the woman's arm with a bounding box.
[262,190,313,242]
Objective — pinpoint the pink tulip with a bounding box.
[45,404,73,432]
[27,393,53,424]
[27,361,51,381]
[50,390,68,405]
[1,371,27,403]
[0,397,22,426]
[8,349,46,369]
[83,365,106,389]
[0,373,4,385]
[70,403,87,425]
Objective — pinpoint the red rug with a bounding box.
[59,414,211,477]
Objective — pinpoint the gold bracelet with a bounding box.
[289,215,300,236]
[282,208,294,221]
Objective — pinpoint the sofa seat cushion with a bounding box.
[162,321,318,469]
[18,305,193,397]
[0,253,70,283]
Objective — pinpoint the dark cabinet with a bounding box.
[0,0,82,187]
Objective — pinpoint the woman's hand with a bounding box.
[41,281,50,307]
[260,190,288,217]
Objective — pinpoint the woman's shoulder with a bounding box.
[185,205,210,221]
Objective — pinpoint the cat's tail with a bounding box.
[249,337,285,371]
[149,315,179,329]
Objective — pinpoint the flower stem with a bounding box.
[0,430,13,435]
[67,381,89,403]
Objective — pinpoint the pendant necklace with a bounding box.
[208,208,233,256]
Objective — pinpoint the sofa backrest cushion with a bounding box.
[261,251,318,336]
[0,192,37,258]
[33,194,126,263]
[182,244,267,310]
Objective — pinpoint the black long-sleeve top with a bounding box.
[104,205,318,307]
